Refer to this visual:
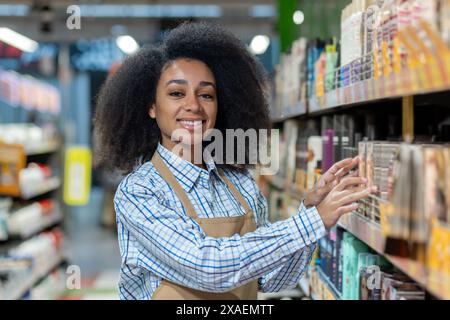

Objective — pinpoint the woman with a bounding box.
[94,22,375,300]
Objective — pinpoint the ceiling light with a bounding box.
[293,10,305,25]
[249,35,270,55]
[116,35,139,55]
[0,28,38,52]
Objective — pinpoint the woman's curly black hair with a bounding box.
[94,22,271,174]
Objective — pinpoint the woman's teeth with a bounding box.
[179,120,203,129]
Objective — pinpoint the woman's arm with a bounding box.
[255,157,365,292]
[252,181,320,293]
[114,176,326,293]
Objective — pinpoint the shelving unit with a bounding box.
[0,124,65,299]
[262,174,304,201]
[338,212,450,300]
[266,10,450,300]
[308,267,341,300]
[25,140,61,157]
[7,203,62,240]
[20,177,61,201]
[271,101,307,123]
[308,64,450,114]
[271,71,450,122]
[4,254,64,300]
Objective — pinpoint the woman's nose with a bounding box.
[184,93,201,113]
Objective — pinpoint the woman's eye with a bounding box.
[200,94,214,100]
[169,91,184,97]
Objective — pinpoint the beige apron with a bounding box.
[151,153,258,300]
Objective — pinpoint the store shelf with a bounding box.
[308,67,450,116]
[20,177,61,200]
[4,254,63,300]
[25,140,61,156]
[309,267,341,300]
[338,212,450,300]
[315,267,341,300]
[272,65,450,121]
[8,210,63,240]
[271,101,307,123]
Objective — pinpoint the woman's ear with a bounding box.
[149,103,156,119]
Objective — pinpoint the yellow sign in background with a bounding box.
[64,146,91,206]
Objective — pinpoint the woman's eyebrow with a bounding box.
[199,81,216,89]
[166,79,216,89]
[166,79,187,86]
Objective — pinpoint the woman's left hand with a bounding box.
[303,156,359,208]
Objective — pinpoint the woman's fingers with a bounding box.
[318,157,361,191]
[319,158,354,187]
[336,168,359,181]
[335,176,367,191]
[338,187,372,206]
[336,203,359,217]
[322,157,360,186]
[349,170,359,177]
[335,161,357,178]
[328,158,354,175]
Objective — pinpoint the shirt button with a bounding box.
[309,234,316,242]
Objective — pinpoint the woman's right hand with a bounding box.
[316,176,377,229]
[304,157,359,209]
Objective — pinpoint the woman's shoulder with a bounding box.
[117,161,162,194]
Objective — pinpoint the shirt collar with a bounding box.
[156,143,219,192]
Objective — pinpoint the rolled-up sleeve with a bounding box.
[250,179,326,292]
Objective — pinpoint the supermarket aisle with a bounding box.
[62,187,121,300]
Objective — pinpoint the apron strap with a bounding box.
[218,169,252,214]
[152,152,199,219]
[152,150,253,218]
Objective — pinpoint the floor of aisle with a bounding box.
[63,225,121,300]
[61,187,122,300]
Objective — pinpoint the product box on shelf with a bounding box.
[274,0,450,112]
[0,256,34,300]
[7,200,62,239]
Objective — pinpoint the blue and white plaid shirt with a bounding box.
[114,143,326,300]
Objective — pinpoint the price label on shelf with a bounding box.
[64,146,92,206]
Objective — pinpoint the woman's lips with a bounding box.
[177,120,205,131]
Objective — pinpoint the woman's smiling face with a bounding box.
[149,58,218,152]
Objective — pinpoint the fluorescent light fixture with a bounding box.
[79,5,222,18]
[0,28,38,52]
[116,35,139,55]
[249,5,275,18]
[0,4,29,16]
[249,35,270,55]
[293,10,305,25]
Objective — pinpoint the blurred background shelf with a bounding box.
[20,177,61,200]
[309,267,341,300]
[271,102,307,123]
[25,140,61,156]
[3,254,64,300]
[262,175,304,200]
